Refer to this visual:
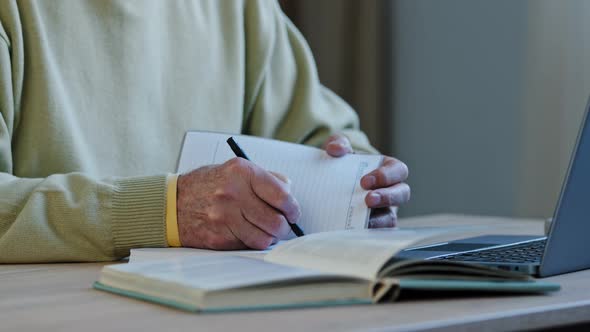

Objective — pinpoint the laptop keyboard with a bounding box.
[434,239,546,264]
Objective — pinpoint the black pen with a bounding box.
[226,136,305,237]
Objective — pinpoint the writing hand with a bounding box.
[323,134,410,228]
[176,158,301,249]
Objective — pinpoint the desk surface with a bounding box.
[2,214,589,332]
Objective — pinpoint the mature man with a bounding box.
[0,0,410,263]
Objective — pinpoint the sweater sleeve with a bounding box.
[0,35,168,263]
[242,0,378,154]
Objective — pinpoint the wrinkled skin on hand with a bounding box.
[177,134,409,250]
[177,158,301,250]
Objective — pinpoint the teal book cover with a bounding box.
[93,282,372,313]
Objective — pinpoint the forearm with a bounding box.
[0,172,168,263]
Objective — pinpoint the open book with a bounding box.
[94,228,560,312]
[176,131,383,234]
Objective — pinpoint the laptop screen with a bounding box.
[540,96,590,277]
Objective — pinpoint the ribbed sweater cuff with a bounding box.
[111,175,168,257]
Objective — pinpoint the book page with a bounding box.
[264,228,475,280]
[128,246,276,263]
[103,256,336,291]
[177,131,383,235]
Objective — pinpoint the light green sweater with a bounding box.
[0,0,375,263]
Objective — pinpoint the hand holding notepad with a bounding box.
[176,131,384,246]
[176,149,301,250]
[226,136,305,237]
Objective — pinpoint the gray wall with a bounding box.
[392,0,590,218]
[517,1,590,217]
[283,0,590,219]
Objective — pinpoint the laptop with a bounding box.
[397,96,590,277]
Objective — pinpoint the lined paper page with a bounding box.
[177,131,382,235]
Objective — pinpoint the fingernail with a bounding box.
[363,175,376,188]
[367,192,381,206]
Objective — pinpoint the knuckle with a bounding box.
[375,169,388,186]
[226,156,243,167]
[213,184,238,201]
[225,157,251,173]
[207,207,226,223]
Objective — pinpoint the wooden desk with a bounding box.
[2,214,589,332]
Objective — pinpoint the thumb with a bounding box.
[323,133,353,157]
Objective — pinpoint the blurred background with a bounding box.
[280,0,590,219]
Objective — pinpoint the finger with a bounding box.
[269,171,291,187]
[323,133,353,157]
[365,183,411,208]
[361,157,409,190]
[242,195,292,239]
[181,206,250,250]
[231,211,276,250]
[368,207,398,228]
[199,206,277,250]
[249,166,301,224]
[209,229,249,251]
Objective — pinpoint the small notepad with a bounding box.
[177,131,383,235]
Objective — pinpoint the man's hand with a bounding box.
[323,134,410,228]
[176,158,301,250]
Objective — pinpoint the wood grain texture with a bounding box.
[1,214,589,332]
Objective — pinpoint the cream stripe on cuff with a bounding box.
[165,174,181,247]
